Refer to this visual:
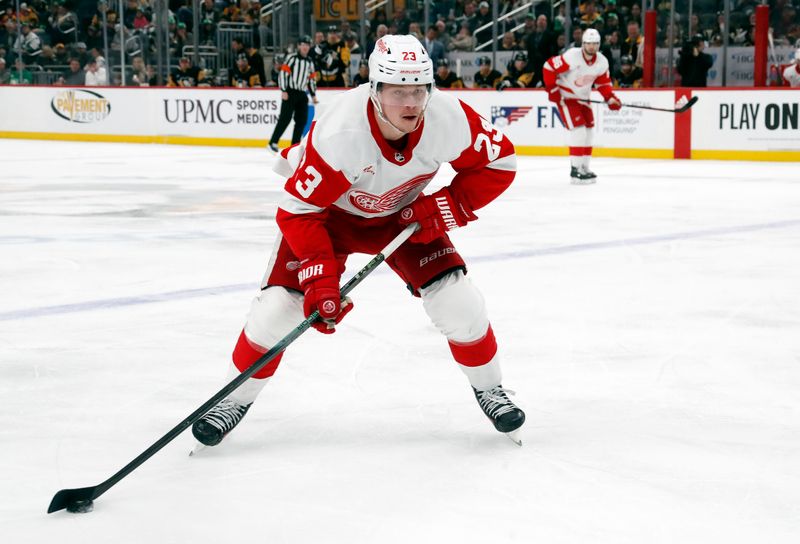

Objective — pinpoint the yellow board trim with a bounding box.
[0,132,673,159]
[0,131,293,148]
[515,145,674,159]
[4,132,797,162]
[692,149,800,162]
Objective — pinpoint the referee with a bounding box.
[268,35,318,152]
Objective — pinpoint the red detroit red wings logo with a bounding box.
[348,171,437,213]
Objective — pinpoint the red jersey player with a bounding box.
[544,28,622,184]
[192,35,526,446]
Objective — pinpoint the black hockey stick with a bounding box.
[580,95,698,113]
[47,223,418,514]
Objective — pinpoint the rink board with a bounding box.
[0,86,797,161]
[691,89,800,162]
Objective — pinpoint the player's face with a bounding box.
[582,42,599,56]
[378,83,428,133]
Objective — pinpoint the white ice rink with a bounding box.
[1,139,799,543]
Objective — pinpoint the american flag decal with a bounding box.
[491,106,532,126]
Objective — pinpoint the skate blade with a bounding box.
[505,429,523,447]
[189,442,207,456]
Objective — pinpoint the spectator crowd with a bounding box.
[1,0,798,87]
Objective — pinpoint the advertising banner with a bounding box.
[691,90,800,160]
[0,87,294,144]
[448,89,675,156]
[2,86,795,160]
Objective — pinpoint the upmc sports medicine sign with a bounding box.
[162,97,280,126]
[692,90,800,156]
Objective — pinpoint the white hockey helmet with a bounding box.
[795,48,800,62]
[582,28,601,44]
[368,34,434,86]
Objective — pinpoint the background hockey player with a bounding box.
[497,51,536,89]
[433,58,465,88]
[613,55,642,88]
[168,56,207,87]
[315,27,350,87]
[782,49,800,87]
[228,53,262,88]
[544,28,621,184]
[193,34,525,448]
[472,56,502,89]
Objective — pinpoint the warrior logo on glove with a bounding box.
[398,187,477,245]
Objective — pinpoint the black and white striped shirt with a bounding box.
[278,53,317,96]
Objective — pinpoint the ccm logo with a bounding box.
[420,247,456,266]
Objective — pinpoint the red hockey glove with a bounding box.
[298,259,353,334]
[607,94,622,111]
[398,187,477,245]
[547,87,563,104]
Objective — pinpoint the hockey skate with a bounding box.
[192,398,252,447]
[267,143,279,154]
[473,385,526,445]
[570,166,596,185]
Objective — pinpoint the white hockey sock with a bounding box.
[569,127,588,169]
[583,127,594,170]
[225,361,270,406]
[458,356,503,391]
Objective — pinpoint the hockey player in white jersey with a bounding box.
[544,28,622,184]
[783,49,800,87]
[192,35,525,447]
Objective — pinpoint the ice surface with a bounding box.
[1,140,799,543]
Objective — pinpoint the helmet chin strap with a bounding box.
[369,86,433,136]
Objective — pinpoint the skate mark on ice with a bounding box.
[2,219,799,322]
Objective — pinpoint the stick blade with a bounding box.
[678,95,699,113]
[48,486,98,514]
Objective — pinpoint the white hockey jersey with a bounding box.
[543,47,614,101]
[273,84,517,262]
[783,63,800,88]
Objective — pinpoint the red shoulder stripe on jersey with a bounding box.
[446,100,516,213]
[283,124,351,209]
[545,55,571,75]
